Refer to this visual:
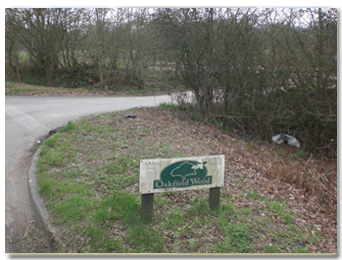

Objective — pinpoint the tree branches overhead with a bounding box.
[5,8,337,151]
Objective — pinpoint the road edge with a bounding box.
[27,141,63,250]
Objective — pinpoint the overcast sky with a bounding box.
[3,0,341,7]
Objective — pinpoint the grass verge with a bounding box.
[5,82,176,96]
[36,107,334,253]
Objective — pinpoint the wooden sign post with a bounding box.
[141,193,154,223]
[209,187,220,211]
[139,155,225,223]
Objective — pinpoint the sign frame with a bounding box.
[139,155,225,194]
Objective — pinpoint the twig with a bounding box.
[21,223,33,240]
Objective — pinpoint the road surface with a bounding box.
[5,95,171,252]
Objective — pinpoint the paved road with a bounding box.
[5,95,171,252]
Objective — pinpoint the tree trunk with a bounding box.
[13,40,21,82]
[98,61,107,91]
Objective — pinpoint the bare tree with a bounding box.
[5,8,21,81]
[7,8,85,85]
[122,8,154,89]
[156,7,336,151]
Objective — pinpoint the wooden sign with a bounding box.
[139,155,225,194]
[139,155,225,223]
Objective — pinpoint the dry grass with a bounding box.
[264,154,337,215]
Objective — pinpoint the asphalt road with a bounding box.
[5,95,171,252]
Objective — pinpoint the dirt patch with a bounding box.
[6,217,52,253]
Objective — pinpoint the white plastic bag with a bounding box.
[272,134,300,148]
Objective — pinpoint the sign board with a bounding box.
[139,155,224,194]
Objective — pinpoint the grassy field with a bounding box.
[35,106,336,254]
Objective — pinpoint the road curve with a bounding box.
[5,95,171,252]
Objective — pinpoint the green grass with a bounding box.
[295,150,305,157]
[35,108,325,253]
[158,103,180,110]
[60,121,76,132]
[263,245,278,253]
[169,208,184,227]
[218,223,253,253]
[55,193,93,224]
[9,87,38,92]
[5,86,45,94]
